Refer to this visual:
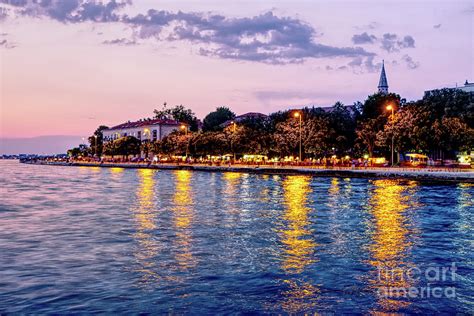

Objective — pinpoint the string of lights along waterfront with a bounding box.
[0,160,472,314]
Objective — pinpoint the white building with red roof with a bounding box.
[103,118,181,142]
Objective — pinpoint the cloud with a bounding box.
[1,1,374,64]
[124,10,374,64]
[402,54,419,69]
[346,55,381,73]
[433,23,442,29]
[102,37,137,46]
[0,0,130,23]
[463,6,474,14]
[380,33,415,52]
[355,21,380,30]
[0,38,16,49]
[352,32,377,44]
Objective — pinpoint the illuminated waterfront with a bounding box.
[0,160,472,313]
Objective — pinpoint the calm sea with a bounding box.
[0,160,472,313]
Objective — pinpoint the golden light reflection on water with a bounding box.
[368,179,418,312]
[173,170,196,270]
[277,175,319,313]
[223,172,242,197]
[110,167,124,174]
[133,169,160,287]
[79,166,101,172]
[223,172,243,216]
[328,177,340,195]
[281,176,316,273]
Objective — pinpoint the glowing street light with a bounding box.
[180,124,188,135]
[231,121,236,162]
[294,111,302,162]
[93,134,98,157]
[386,104,395,167]
[180,124,189,159]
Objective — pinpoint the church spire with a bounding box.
[378,60,389,94]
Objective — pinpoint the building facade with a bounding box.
[102,118,180,143]
[458,80,474,93]
[425,79,474,96]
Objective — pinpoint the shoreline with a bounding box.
[20,160,474,183]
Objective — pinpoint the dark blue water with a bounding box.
[0,160,472,313]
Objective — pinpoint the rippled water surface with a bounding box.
[0,160,473,313]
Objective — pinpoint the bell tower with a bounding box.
[378,60,389,94]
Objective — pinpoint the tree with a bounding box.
[359,92,403,121]
[203,107,235,131]
[356,93,401,157]
[357,118,384,157]
[433,117,474,153]
[422,88,474,127]
[103,136,141,158]
[327,101,357,155]
[157,131,192,156]
[67,144,89,158]
[193,131,229,155]
[154,104,199,131]
[272,112,332,158]
[141,141,154,159]
[88,125,108,157]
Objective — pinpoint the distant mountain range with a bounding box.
[0,135,83,155]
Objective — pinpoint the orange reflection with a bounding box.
[368,179,417,312]
[328,177,340,195]
[133,169,159,287]
[277,175,319,313]
[173,170,196,270]
[79,166,100,172]
[223,172,242,197]
[110,167,124,174]
[281,175,316,273]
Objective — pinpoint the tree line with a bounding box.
[71,88,473,161]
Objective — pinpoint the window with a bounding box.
[153,129,157,141]
[123,133,127,137]
[137,131,141,140]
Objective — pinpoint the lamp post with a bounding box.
[94,135,98,157]
[181,124,189,160]
[230,121,237,162]
[386,105,395,167]
[294,111,302,162]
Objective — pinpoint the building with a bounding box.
[221,112,268,128]
[425,79,474,96]
[234,112,268,122]
[378,60,389,94]
[102,118,180,143]
[458,80,474,93]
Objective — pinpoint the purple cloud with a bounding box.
[381,33,415,52]
[124,10,374,64]
[352,32,377,44]
[402,54,420,69]
[102,37,137,46]
[1,1,375,64]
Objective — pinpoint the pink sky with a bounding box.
[1,0,473,139]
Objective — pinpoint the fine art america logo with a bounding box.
[376,263,457,299]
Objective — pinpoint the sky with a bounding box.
[0,0,473,144]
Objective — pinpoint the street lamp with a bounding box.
[294,111,302,162]
[386,104,395,167]
[231,121,236,162]
[180,124,188,135]
[94,135,98,157]
[180,124,189,159]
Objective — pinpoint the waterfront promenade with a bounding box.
[21,160,474,183]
